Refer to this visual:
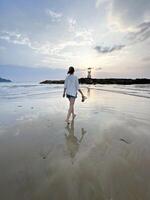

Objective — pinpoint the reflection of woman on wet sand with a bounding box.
[65,120,86,160]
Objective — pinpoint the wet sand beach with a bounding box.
[0,86,150,200]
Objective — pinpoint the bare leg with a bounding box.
[72,104,76,119]
[71,98,76,119]
[66,98,75,123]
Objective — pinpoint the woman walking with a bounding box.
[63,66,86,123]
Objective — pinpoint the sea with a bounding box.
[0,82,150,100]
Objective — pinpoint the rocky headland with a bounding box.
[40,78,150,85]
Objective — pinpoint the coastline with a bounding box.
[40,78,150,85]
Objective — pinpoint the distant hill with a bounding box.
[0,77,12,82]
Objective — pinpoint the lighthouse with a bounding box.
[87,67,92,79]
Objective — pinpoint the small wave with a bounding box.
[113,86,150,92]
[89,87,150,99]
[0,84,63,89]
[0,90,62,100]
[0,84,42,88]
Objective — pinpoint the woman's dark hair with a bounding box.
[67,66,75,74]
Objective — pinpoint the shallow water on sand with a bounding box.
[0,87,150,200]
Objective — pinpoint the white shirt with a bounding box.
[64,74,79,97]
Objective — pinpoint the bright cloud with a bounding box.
[95,0,109,8]
[0,29,93,55]
[75,29,94,43]
[127,21,150,43]
[45,9,63,22]
[0,31,32,48]
[96,0,150,32]
[108,0,150,31]
[68,18,77,32]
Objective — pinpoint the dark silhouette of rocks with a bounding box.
[40,78,150,85]
[0,77,12,82]
[40,80,64,84]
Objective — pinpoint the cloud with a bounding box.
[97,0,150,31]
[68,18,77,32]
[0,31,32,46]
[67,18,94,44]
[0,29,93,57]
[41,56,66,65]
[47,38,93,55]
[116,0,150,25]
[75,29,94,43]
[95,0,109,8]
[45,9,63,22]
[0,31,52,55]
[94,44,125,54]
[127,21,150,43]
[76,67,102,73]
[36,29,94,56]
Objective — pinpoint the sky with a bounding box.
[0,0,150,81]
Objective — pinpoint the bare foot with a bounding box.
[72,114,76,120]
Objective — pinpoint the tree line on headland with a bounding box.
[40,78,150,85]
[0,77,11,82]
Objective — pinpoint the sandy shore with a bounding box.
[0,87,150,200]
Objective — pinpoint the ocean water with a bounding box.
[0,82,64,100]
[0,82,150,100]
[94,84,150,98]
[0,82,64,125]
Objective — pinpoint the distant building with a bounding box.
[87,68,92,79]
